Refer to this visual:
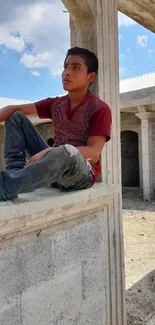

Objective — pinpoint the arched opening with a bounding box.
[121,130,140,187]
[47,138,54,147]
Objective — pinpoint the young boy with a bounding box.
[0,47,111,201]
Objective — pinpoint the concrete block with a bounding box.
[77,296,105,325]
[0,215,104,301]
[21,275,105,325]
[121,113,140,133]
[0,296,20,325]
[21,267,82,325]
[146,313,155,325]
[81,256,105,300]
[0,208,108,325]
[44,295,105,325]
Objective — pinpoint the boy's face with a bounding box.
[62,55,96,92]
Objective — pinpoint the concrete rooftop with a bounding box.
[120,72,155,93]
[120,73,155,111]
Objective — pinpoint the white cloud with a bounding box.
[31,70,41,76]
[0,1,70,75]
[137,35,148,48]
[148,49,154,58]
[120,67,127,77]
[20,52,52,68]
[118,12,136,28]
[0,28,25,52]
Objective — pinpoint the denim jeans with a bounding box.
[0,112,93,200]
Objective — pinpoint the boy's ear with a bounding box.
[88,72,96,85]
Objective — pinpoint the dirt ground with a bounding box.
[123,188,155,325]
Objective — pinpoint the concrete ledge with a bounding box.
[0,117,52,127]
[120,86,155,110]
[0,183,119,241]
[0,183,121,325]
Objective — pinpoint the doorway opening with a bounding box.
[121,130,140,187]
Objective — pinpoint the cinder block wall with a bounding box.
[0,210,108,325]
[121,112,140,133]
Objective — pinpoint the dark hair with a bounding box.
[65,47,99,75]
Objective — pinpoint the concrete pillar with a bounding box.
[136,112,153,200]
[62,1,126,324]
[138,125,143,189]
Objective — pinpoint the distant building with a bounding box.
[120,72,155,200]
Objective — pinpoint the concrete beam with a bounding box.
[61,0,95,24]
[136,112,155,119]
[137,105,147,113]
[63,0,155,33]
[121,107,138,113]
[118,0,155,33]
[120,86,155,110]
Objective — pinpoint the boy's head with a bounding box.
[62,47,98,92]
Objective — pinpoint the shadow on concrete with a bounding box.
[126,269,155,325]
[122,188,155,212]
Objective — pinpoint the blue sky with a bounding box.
[0,0,155,101]
[119,19,155,79]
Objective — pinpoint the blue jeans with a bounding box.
[0,112,93,201]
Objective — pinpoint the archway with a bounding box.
[47,138,54,147]
[121,130,140,187]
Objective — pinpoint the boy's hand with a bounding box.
[25,148,52,167]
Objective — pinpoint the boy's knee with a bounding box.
[63,144,79,157]
[5,111,25,126]
[46,144,78,166]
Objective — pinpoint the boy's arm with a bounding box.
[0,96,54,123]
[78,136,106,163]
[0,103,37,122]
[78,103,112,162]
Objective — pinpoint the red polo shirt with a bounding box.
[35,92,112,183]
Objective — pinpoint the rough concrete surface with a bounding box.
[123,189,155,325]
[118,0,155,32]
[0,184,116,241]
[0,212,107,325]
[120,86,155,111]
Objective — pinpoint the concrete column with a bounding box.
[96,4,126,325]
[62,1,126,325]
[136,113,153,200]
[138,125,143,189]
